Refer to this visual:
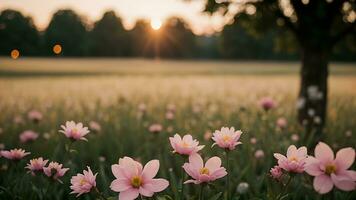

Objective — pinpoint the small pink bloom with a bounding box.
[148,123,163,133]
[212,127,242,150]
[270,165,283,180]
[259,97,276,111]
[305,142,356,194]
[273,145,307,173]
[276,117,287,129]
[43,162,69,182]
[250,137,257,145]
[165,112,174,120]
[89,121,101,132]
[0,148,30,160]
[25,157,48,175]
[28,110,43,122]
[169,134,204,156]
[110,157,169,200]
[70,166,97,197]
[19,130,39,143]
[13,116,24,124]
[291,134,299,142]
[59,121,90,141]
[254,150,265,159]
[204,131,212,141]
[183,154,227,184]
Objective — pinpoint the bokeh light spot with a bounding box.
[53,44,62,55]
[11,49,20,59]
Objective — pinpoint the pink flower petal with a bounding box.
[331,174,356,191]
[205,157,222,172]
[144,178,169,192]
[335,147,355,170]
[111,164,127,179]
[273,153,286,160]
[142,160,159,181]
[315,142,334,163]
[313,175,334,194]
[119,188,139,200]
[286,145,297,157]
[139,186,154,197]
[305,156,323,176]
[189,153,203,169]
[110,179,131,192]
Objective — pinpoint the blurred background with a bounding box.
[0,0,355,60]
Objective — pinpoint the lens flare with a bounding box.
[151,19,162,30]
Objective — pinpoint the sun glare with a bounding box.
[151,19,162,30]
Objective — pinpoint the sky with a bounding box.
[0,0,232,35]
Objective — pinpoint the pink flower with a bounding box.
[259,97,276,111]
[204,131,212,141]
[276,117,287,129]
[165,112,174,120]
[273,145,307,173]
[183,154,227,184]
[148,123,163,133]
[212,127,242,150]
[0,148,30,160]
[169,134,204,156]
[70,166,97,197]
[110,157,169,200]
[89,121,101,133]
[43,162,69,182]
[250,137,257,144]
[254,150,265,159]
[25,157,48,175]
[19,130,39,143]
[59,121,90,141]
[28,110,43,122]
[270,165,283,180]
[305,142,356,194]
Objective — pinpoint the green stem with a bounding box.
[278,175,293,200]
[199,184,205,200]
[226,150,230,200]
[180,157,187,200]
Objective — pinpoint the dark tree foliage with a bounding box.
[220,13,298,60]
[0,9,40,56]
[203,0,356,136]
[90,11,130,57]
[130,19,153,57]
[44,9,88,56]
[158,17,197,58]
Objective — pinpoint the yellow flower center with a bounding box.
[288,156,298,162]
[181,142,190,148]
[131,176,142,188]
[79,178,87,186]
[325,164,337,175]
[199,167,210,175]
[223,135,231,142]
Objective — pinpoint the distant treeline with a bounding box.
[0,9,355,60]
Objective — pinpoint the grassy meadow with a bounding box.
[0,58,355,199]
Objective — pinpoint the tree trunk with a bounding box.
[297,46,330,136]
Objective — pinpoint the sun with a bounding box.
[151,19,162,30]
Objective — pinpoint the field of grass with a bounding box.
[0,58,355,200]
